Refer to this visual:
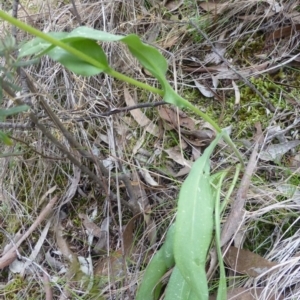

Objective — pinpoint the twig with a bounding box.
[189,21,276,113]
[25,73,139,212]
[94,101,167,117]
[69,0,83,25]
[2,80,105,189]
[0,101,167,127]
[11,0,19,39]
[43,272,53,300]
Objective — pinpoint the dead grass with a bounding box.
[1,0,300,299]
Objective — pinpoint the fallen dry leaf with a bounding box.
[123,213,141,255]
[232,80,240,106]
[79,213,103,238]
[199,1,229,14]
[275,183,300,206]
[203,43,226,65]
[164,0,184,12]
[266,24,300,42]
[55,222,75,261]
[259,140,300,162]
[163,146,193,167]
[94,250,124,278]
[180,128,215,147]
[144,209,157,247]
[124,88,159,137]
[194,79,215,98]
[158,106,195,130]
[221,142,258,246]
[135,159,159,186]
[224,246,278,277]
[0,196,58,269]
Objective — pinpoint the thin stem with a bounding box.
[0,10,163,95]
[175,96,245,167]
[0,10,244,167]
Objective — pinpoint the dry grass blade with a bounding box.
[224,246,278,277]
[124,87,159,137]
[43,272,53,300]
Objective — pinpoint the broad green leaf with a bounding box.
[19,32,68,57]
[67,26,126,42]
[174,134,223,300]
[165,266,198,300]
[136,224,175,300]
[47,39,109,76]
[19,27,184,106]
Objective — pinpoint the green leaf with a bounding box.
[47,39,109,76]
[19,32,68,57]
[0,105,29,117]
[165,266,198,300]
[19,26,184,105]
[0,131,12,145]
[173,134,223,300]
[13,58,40,68]
[212,171,228,300]
[136,224,175,300]
[0,34,16,52]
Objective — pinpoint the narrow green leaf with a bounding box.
[136,224,175,300]
[13,58,40,68]
[0,34,16,52]
[165,266,198,300]
[0,105,29,117]
[163,224,175,269]
[19,32,68,57]
[212,171,228,300]
[0,131,12,145]
[47,39,109,76]
[174,134,223,300]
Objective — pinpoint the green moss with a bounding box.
[180,72,295,139]
[1,275,44,299]
[228,34,265,62]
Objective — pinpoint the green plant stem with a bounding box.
[214,171,228,300]
[0,10,163,95]
[183,99,244,167]
[0,10,244,167]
